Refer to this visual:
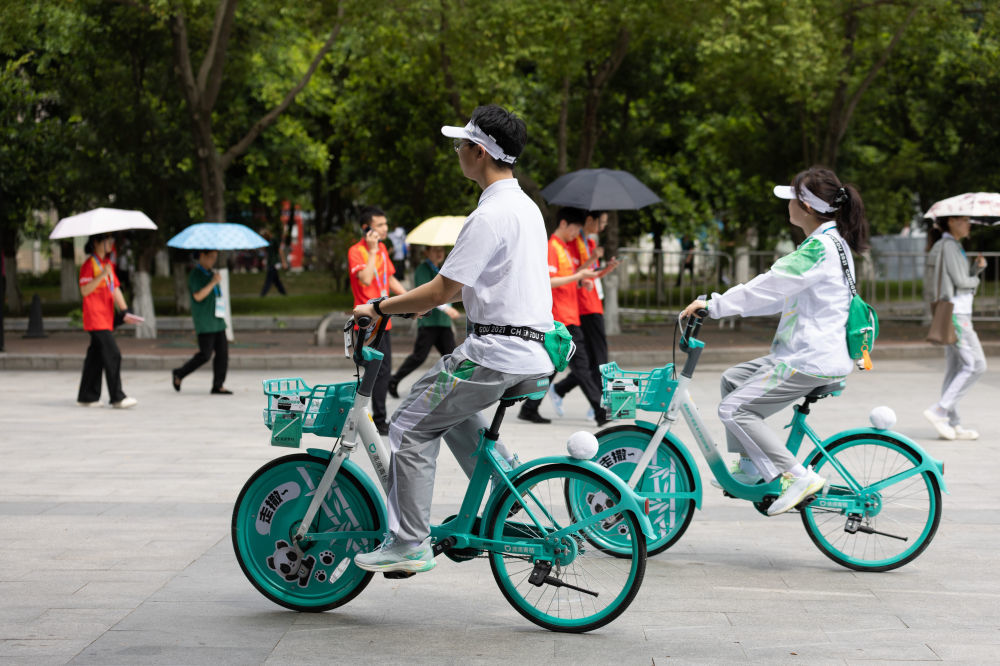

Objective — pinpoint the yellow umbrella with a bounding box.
[406,215,466,246]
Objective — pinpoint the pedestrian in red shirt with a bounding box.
[77,234,138,408]
[348,205,407,434]
[517,207,606,425]
[551,211,620,415]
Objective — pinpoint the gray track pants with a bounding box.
[939,314,987,426]
[386,349,545,543]
[719,357,836,482]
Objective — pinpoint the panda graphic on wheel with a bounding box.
[266,540,316,587]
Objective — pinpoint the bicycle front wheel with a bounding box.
[567,425,696,557]
[486,464,646,633]
[232,454,381,611]
[801,434,942,572]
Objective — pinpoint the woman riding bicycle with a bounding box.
[681,166,870,516]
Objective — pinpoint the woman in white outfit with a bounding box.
[682,166,870,516]
[923,215,987,440]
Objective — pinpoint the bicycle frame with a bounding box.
[287,318,654,562]
[619,318,947,510]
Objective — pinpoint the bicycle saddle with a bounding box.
[806,381,846,399]
[501,377,550,401]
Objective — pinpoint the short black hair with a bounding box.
[558,207,587,226]
[469,104,527,169]
[359,205,386,227]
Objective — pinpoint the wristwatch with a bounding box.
[371,297,387,317]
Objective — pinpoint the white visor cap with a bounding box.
[773,184,837,214]
[441,121,517,164]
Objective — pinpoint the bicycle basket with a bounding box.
[599,362,677,419]
[262,377,356,445]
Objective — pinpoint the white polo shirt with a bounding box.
[439,178,555,374]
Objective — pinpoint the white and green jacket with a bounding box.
[707,221,854,377]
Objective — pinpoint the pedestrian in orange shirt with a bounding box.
[517,207,606,425]
[550,210,619,417]
[348,205,407,434]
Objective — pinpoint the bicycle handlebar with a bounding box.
[679,307,708,352]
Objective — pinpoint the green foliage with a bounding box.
[4,0,1000,280]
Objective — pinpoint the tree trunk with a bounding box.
[604,211,621,334]
[133,246,157,339]
[2,251,22,315]
[59,240,79,302]
[556,75,570,176]
[172,260,190,314]
[575,28,631,170]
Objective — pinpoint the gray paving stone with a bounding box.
[1,363,998,663]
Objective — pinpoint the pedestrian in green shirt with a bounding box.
[171,250,232,394]
[387,245,460,398]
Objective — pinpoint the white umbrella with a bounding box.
[406,215,466,246]
[49,208,157,239]
[167,223,268,250]
[924,192,1000,221]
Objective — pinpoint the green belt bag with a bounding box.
[470,321,576,372]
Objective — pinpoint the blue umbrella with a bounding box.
[167,223,268,250]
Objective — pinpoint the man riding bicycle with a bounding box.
[352,104,555,573]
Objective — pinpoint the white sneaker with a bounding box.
[548,384,564,418]
[111,397,138,409]
[953,425,979,440]
[923,408,956,440]
[586,407,595,421]
[710,458,763,489]
[77,401,102,408]
[767,468,826,516]
[354,534,436,573]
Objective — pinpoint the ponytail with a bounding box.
[835,184,869,253]
[791,166,870,253]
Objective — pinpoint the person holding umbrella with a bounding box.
[77,233,139,408]
[171,250,232,395]
[922,215,987,440]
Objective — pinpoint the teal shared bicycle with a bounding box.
[232,315,654,632]
[565,309,946,572]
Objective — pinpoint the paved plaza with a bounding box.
[1,358,998,664]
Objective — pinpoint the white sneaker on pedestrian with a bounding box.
[354,534,436,573]
[922,408,956,440]
[112,397,138,409]
[586,407,595,421]
[77,401,102,408]
[548,384,564,418]
[767,467,826,516]
[953,425,979,440]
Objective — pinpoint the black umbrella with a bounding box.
[540,168,662,211]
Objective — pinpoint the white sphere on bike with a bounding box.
[567,431,599,459]
[869,406,896,430]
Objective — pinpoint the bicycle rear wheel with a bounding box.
[486,464,646,633]
[567,425,696,557]
[232,453,381,611]
[801,434,941,572]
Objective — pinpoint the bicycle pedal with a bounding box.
[432,536,456,556]
[383,571,416,579]
[794,494,818,510]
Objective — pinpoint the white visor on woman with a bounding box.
[773,184,837,214]
[441,121,517,164]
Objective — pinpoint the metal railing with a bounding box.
[614,248,1000,322]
